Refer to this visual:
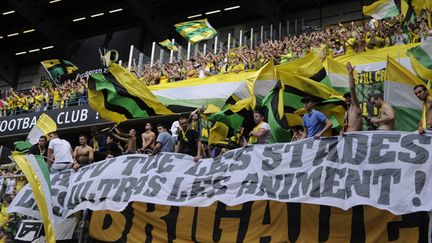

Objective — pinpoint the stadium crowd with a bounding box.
[134,14,431,85]
[0,14,430,116]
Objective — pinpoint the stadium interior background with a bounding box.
[0,0,376,150]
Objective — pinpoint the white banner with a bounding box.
[9,131,432,217]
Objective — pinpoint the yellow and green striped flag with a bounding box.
[175,19,217,44]
[88,63,174,123]
[159,39,178,52]
[11,154,56,243]
[41,59,78,82]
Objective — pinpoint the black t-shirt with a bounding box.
[28,144,48,158]
[178,129,199,156]
[106,142,122,157]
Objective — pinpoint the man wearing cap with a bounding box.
[301,96,333,139]
[341,62,362,134]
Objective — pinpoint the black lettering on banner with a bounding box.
[213,202,253,242]
[322,167,346,199]
[206,156,229,176]
[236,173,258,197]
[97,179,121,199]
[144,203,155,243]
[285,140,314,168]
[17,221,42,239]
[342,134,368,165]
[209,176,230,198]
[255,175,283,198]
[313,137,340,166]
[229,146,253,172]
[160,206,179,243]
[143,175,166,197]
[262,144,284,171]
[185,160,207,176]
[140,156,158,174]
[15,190,35,208]
[350,206,366,243]
[278,174,295,199]
[387,212,429,242]
[369,134,401,164]
[116,203,135,243]
[345,169,371,199]
[260,201,272,242]
[398,134,430,164]
[113,177,138,202]
[67,180,93,208]
[158,154,183,173]
[287,203,301,243]
[190,176,212,199]
[167,177,187,202]
[51,170,72,187]
[132,175,149,195]
[121,158,143,176]
[73,165,94,183]
[51,188,66,216]
[318,205,331,242]
[291,166,323,198]
[90,158,118,178]
[372,169,401,205]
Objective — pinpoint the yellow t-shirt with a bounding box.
[34,94,44,106]
[52,90,61,103]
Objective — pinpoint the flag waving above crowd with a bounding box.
[363,0,400,19]
[40,59,78,83]
[175,19,217,44]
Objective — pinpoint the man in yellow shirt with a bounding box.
[34,89,44,112]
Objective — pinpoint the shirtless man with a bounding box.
[369,94,395,130]
[140,122,155,153]
[414,84,432,134]
[73,135,94,166]
[110,127,137,154]
[340,62,362,134]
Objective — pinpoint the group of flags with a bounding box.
[363,0,431,20]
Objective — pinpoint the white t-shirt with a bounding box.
[171,121,180,139]
[48,138,73,163]
[257,122,271,144]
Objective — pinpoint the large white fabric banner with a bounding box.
[9,131,432,218]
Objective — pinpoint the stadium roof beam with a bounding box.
[5,0,70,55]
[125,0,173,39]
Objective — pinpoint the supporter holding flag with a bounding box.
[109,127,137,154]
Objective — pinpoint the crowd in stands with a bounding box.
[133,13,431,85]
[0,14,430,117]
[0,77,88,117]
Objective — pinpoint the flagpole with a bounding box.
[150,42,156,67]
[169,39,175,64]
